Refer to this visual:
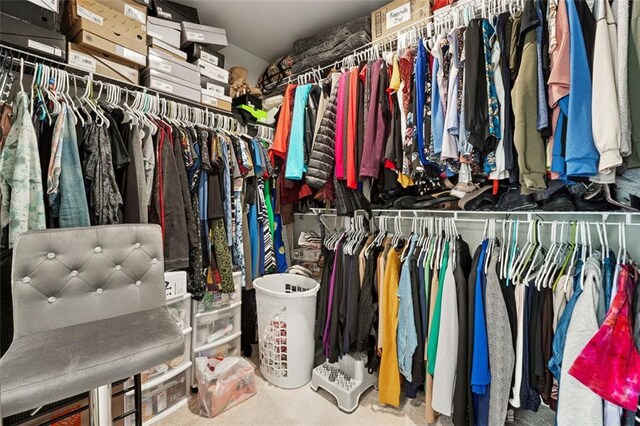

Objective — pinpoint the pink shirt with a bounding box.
[334,72,348,180]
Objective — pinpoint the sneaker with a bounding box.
[451,182,480,199]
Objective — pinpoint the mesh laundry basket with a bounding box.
[253,274,320,389]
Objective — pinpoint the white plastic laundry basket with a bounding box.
[253,274,320,389]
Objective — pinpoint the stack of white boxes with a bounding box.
[123,271,192,425]
[190,271,243,390]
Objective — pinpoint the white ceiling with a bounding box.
[173,0,388,62]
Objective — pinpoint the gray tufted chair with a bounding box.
[0,225,185,419]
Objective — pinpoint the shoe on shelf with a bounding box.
[451,182,480,199]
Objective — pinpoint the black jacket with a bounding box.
[306,76,339,189]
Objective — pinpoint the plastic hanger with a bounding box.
[523,221,545,286]
[513,220,537,285]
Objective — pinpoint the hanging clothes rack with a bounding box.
[278,0,522,88]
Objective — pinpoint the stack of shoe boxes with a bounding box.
[0,0,66,62]
[64,0,148,84]
[147,0,232,111]
[143,0,230,107]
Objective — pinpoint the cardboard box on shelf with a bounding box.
[147,16,181,49]
[73,30,146,67]
[370,0,430,42]
[194,59,229,84]
[67,0,147,55]
[0,13,66,61]
[68,42,139,84]
[147,48,200,84]
[142,68,201,101]
[185,43,225,68]
[148,36,187,61]
[201,91,232,112]
[95,0,147,26]
[152,0,199,24]
[180,22,227,50]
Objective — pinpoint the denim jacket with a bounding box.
[397,234,419,382]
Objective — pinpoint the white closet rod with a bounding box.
[282,0,522,86]
[306,208,640,226]
[0,44,244,126]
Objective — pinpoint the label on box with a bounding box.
[202,94,218,106]
[206,83,225,97]
[116,45,145,64]
[156,8,172,19]
[200,51,218,66]
[69,52,97,72]
[198,61,228,83]
[28,0,58,13]
[150,59,171,73]
[124,4,146,24]
[186,31,205,42]
[147,30,163,40]
[77,5,104,26]
[151,79,173,93]
[27,40,62,58]
[156,391,167,412]
[386,2,411,29]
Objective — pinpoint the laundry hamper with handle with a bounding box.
[253,274,320,389]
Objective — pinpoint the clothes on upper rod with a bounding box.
[0,88,290,302]
[266,0,640,216]
[314,219,640,424]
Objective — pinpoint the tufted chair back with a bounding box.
[11,225,166,338]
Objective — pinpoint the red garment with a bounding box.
[432,0,456,11]
[346,68,359,189]
[271,84,296,159]
[568,265,640,411]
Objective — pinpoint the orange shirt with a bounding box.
[270,84,297,159]
[346,68,359,189]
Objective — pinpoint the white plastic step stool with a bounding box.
[310,353,377,413]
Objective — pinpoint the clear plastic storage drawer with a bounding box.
[194,301,241,349]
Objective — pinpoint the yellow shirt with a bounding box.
[378,246,403,407]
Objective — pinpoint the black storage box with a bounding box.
[185,43,225,68]
[232,94,263,110]
[0,0,60,32]
[0,13,66,61]
[152,0,199,24]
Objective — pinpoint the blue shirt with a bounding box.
[548,259,584,380]
[431,58,444,155]
[471,240,490,394]
[415,40,429,165]
[563,0,599,177]
[285,84,313,180]
[397,234,419,382]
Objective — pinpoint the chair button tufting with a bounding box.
[94,246,102,253]
[135,281,142,286]
[47,252,55,259]
[96,288,103,294]
[115,265,121,271]
[71,270,78,277]
[152,258,158,264]
[22,277,31,283]
[134,242,141,248]
[48,296,56,303]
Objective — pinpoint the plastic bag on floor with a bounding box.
[195,356,257,417]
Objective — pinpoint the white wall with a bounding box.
[219,43,269,87]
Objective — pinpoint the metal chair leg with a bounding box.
[133,374,142,426]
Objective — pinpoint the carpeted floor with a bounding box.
[156,347,554,425]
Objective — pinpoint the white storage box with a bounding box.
[194,301,241,349]
[195,357,256,417]
[180,22,227,50]
[194,331,241,360]
[167,293,191,330]
[194,59,228,83]
[147,16,181,49]
[125,363,190,425]
[147,47,200,83]
[164,271,186,299]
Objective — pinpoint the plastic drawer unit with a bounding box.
[193,301,241,349]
